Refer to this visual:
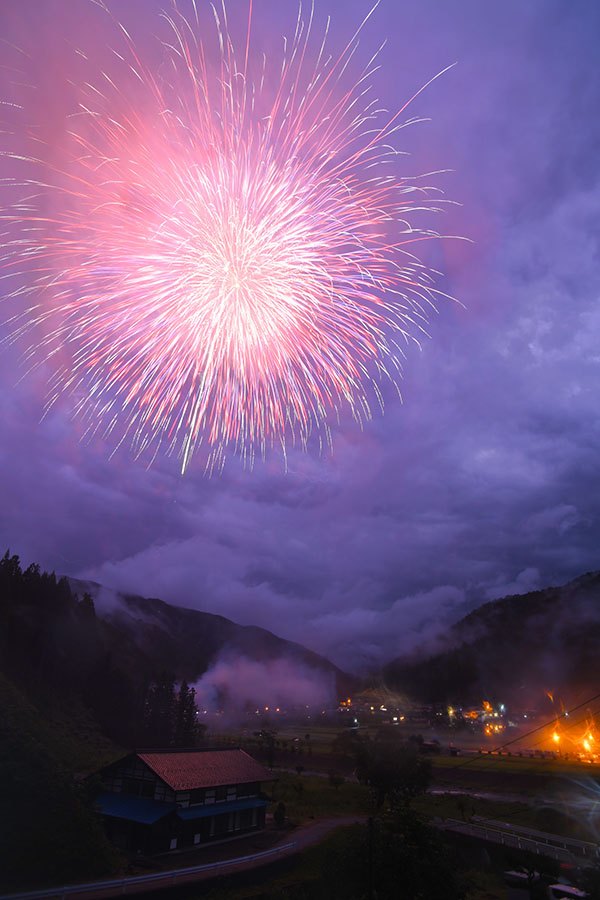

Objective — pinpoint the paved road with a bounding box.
[507,888,530,900]
[279,816,365,852]
[1,817,365,900]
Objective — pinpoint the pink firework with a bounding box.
[2,1,455,472]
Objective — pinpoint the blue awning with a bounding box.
[177,797,268,821]
[96,792,176,825]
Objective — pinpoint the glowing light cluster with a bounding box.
[2,0,455,472]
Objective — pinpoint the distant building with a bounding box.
[93,748,276,854]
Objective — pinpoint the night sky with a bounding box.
[1,0,599,673]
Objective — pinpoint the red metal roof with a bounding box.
[137,749,275,791]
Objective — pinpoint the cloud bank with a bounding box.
[1,0,600,672]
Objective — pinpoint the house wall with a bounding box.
[98,756,267,853]
[101,758,175,803]
[174,781,260,808]
[178,802,266,848]
[104,815,179,855]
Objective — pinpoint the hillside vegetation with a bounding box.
[384,571,600,706]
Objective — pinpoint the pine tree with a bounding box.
[174,680,198,747]
[143,671,176,746]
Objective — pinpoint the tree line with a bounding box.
[0,550,204,748]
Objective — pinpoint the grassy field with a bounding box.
[266,770,540,836]
[264,769,597,843]
[432,752,600,777]
[212,722,600,777]
[268,771,372,824]
[211,723,600,846]
[188,724,600,899]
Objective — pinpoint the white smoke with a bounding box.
[192,653,335,717]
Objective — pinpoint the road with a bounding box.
[0,817,365,900]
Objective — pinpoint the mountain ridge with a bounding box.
[68,577,356,700]
[383,569,600,707]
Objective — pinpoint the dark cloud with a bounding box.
[2,0,600,673]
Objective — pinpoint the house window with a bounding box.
[177,791,190,808]
[154,784,170,802]
[205,789,216,804]
[121,777,154,798]
[227,786,236,801]
[214,813,230,836]
[238,782,259,798]
[190,788,205,805]
[193,833,201,845]
[169,838,178,850]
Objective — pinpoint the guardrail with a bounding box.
[435,819,591,865]
[470,817,600,859]
[0,842,297,900]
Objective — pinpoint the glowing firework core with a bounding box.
[2,1,455,471]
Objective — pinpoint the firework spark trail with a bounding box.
[1,0,458,473]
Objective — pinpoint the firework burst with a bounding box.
[2,0,457,473]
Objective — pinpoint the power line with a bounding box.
[444,691,600,772]
[430,692,600,834]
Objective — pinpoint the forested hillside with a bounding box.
[0,552,201,748]
[0,673,120,888]
[383,571,600,707]
[71,580,356,701]
[0,550,352,888]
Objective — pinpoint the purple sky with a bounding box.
[1,0,600,672]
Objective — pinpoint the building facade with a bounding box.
[94,748,275,854]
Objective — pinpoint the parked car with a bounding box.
[547,884,588,899]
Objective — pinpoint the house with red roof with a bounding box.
[94,748,276,854]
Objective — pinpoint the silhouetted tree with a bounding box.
[76,592,96,620]
[580,862,600,900]
[355,740,432,810]
[144,671,176,746]
[328,770,345,791]
[324,812,465,900]
[174,680,198,747]
[273,801,286,827]
[0,674,120,888]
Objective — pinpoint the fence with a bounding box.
[436,819,598,866]
[0,842,297,900]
